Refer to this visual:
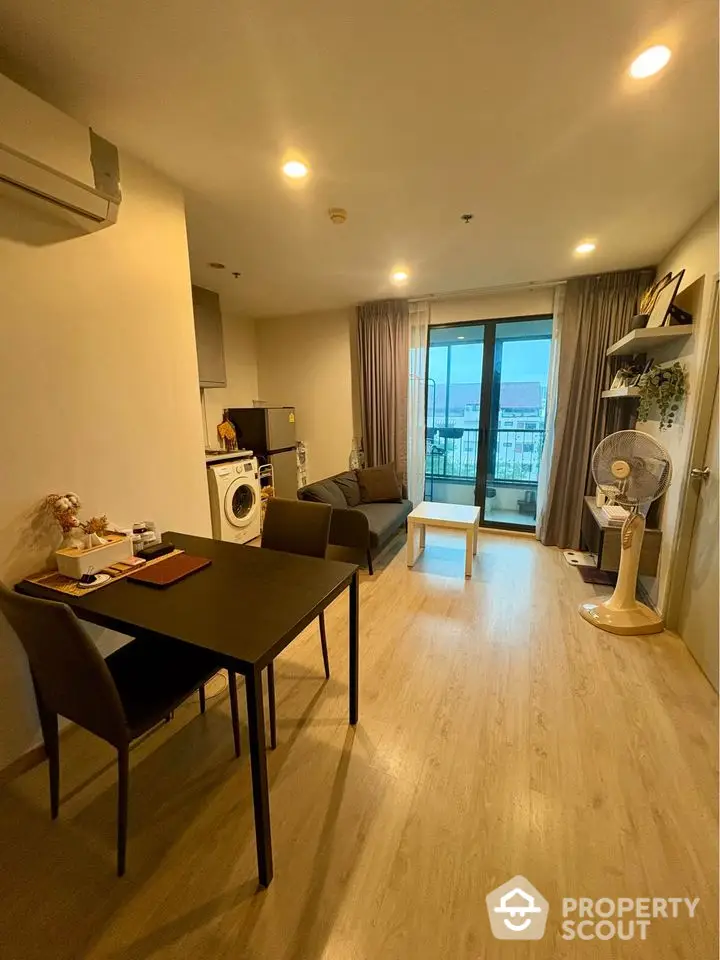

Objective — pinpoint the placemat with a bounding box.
[24,550,185,597]
[128,553,211,588]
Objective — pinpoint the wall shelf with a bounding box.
[601,387,641,399]
[606,325,693,357]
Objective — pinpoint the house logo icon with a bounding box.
[485,875,549,940]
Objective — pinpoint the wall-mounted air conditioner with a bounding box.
[0,73,121,231]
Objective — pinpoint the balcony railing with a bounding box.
[425,427,545,484]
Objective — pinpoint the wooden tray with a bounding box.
[24,550,185,597]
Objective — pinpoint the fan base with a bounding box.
[578,599,664,636]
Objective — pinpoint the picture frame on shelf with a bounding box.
[646,270,684,328]
[610,361,643,390]
[668,303,693,325]
[630,359,654,387]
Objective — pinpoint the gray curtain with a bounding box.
[539,268,654,548]
[356,299,409,483]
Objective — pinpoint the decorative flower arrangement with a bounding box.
[636,362,687,431]
[83,514,110,547]
[46,493,110,548]
[46,492,83,547]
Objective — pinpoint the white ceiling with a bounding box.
[0,0,717,317]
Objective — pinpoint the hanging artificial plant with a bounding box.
[636,361,687,430]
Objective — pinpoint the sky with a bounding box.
[428,339,551,386]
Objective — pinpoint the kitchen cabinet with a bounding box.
[192,284,226,388]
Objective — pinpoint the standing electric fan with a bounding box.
[579,430,672,635]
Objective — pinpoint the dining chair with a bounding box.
[260,497,332,747]
[0,582,241,876]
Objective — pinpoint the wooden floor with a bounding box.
[0,530,717,959]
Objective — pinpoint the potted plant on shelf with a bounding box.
[636,362,687,430]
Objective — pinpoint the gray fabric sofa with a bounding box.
[297,471,413,574]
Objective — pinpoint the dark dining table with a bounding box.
[17,530,360,887]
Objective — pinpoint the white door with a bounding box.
[677,377,719,690]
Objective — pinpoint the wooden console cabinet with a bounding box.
[581,496,661,577]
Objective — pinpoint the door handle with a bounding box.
[690,466,711,481]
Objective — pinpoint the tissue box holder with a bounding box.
[55,534,133,580]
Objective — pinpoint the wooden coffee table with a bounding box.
[406,501,480,578]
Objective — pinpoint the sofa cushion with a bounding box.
[354,500,413,547]
[333,470,361,507]
[300,479,347,509]
[357,464,402,503]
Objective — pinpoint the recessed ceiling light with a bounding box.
[283,160,309,179]
[575,242,596,254]
[629,45,671,79]
[457,335,465,340]
[391,269,409,284]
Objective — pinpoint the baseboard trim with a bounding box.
[637,579,658,613]
[0,744,46,786]
[482,526,536,540]
[0,719,76,787]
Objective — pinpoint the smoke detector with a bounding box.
[328,207,347,224]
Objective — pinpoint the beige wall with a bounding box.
[255,308,356,482]
[640,202,719,611]
[429,287,556,325]
[201,314,258,445]
[252,290,556,484]
[0,150,211,769]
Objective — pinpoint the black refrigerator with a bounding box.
[227,407,298,498]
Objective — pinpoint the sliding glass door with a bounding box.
[425,316,552,531]
[426,324,484,506]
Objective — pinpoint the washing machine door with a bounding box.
[224,477,259,528]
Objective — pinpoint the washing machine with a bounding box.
[207,457,262,544]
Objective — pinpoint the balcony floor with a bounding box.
[484,507,536,527]
[425,477,537,528]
